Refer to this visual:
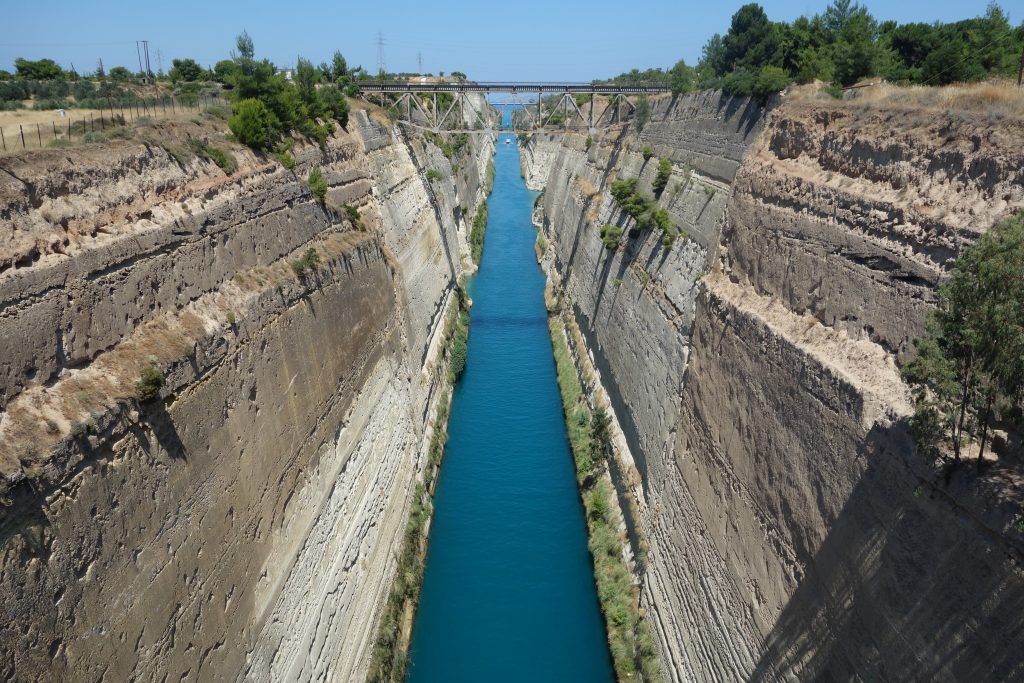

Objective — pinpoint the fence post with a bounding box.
[36,123,41,147]
[171,97,175,114]
[20,125,26,149]
[90,114,94,132]
[100,113,105,130]
[52,122,57,140]
[68,118,71,139]
[1,128,6,151]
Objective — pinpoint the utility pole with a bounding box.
[156,49,164,78]
[143,40,152,79]
[418,51,423,74]
[376,32,386,79]
[136,40,152,81]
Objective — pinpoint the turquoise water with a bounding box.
[405,133,614,682]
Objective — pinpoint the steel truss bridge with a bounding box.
[358,81,672,133]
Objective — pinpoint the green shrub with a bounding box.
[547,314,663,682]
[320,85,350,128]
[600,224,623,250]
[204,145,236,173]
[342,203,363,230]
[448,310,470,382]
[653,158,672,197]
[425,168,443,182]
[290,247,321,277]
[136,366,164,401]
[470,203,488,264]
[307,167,328,202]
[273,151,296,170]
[641,145,654,161]
[229,97,281,151]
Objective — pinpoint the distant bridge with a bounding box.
[359,81,671,95]
[357,81,671,132]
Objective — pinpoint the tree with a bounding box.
[722,4,780,72]
[320,85,350,128]
[903,211,1024,468]
[213,60,238,84]
[669,59,696,95]
[331,51,349,83]
[634,95,650,132]
[828,1,880,85]
[14,57,64,80]
[699,33,728,78]
[108,66,132,82]
[229,98,281,150]
[169,58,204,83]
[653,158,672,197]
[295,56,323,118]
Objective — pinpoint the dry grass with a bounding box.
[351,99,394,130]
[796,79,1024,120]
[575,175,599,199]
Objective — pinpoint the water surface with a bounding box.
[406,133,613,682]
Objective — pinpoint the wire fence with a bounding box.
[0,94,230,153]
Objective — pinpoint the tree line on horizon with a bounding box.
[603,0,1024,100]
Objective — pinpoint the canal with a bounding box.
[405,132,614,682]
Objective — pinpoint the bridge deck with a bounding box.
[358,82,671,94]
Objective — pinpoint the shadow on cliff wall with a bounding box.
[715,93,766,140]
[746,420,1024,682]
[138,400,188,461]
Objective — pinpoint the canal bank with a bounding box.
[405,132,614,682]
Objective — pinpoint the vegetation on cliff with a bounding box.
[602,1,1024,101]
[903,211,1024,469]
[468,160,496,265]
[470,203,489,265]
[548,312,662,683]
[367,289,470,683]
[609,177,678,247]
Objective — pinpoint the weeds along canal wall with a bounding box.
[0,102,493,681]
[524,88,1024,681]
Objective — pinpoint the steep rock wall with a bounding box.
[527,90,1024,681]
[0,110,493,681]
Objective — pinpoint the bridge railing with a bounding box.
[357,81,672,94]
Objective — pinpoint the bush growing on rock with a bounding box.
[600,224,623,250]
[342,203,363,230]
[653,158,672,197]
[229,98,280,151]
[306,167,327,202]
[290,247,321,277]
[136,366,164,402]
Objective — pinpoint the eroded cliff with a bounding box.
[526,87,1024,681]
[0,105,493,681]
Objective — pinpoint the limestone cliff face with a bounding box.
[0,110,493,681]
[526,90,1024,681]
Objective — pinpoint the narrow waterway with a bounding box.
[405,133,614,682]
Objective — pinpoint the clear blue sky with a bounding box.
[0,0,1011,81]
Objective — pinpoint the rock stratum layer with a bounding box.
[0,107,493,681]
[525,89,1024,681]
